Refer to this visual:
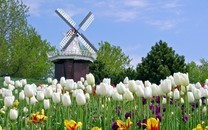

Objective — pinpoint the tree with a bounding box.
[0,0,55,79]
[187,59,208,83]
[136,40,187,84]
[90,41,131,84]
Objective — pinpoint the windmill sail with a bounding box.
[78,33,97,54]
[55,8,76,29]
[62,34,77,50]
[79,11,94,31]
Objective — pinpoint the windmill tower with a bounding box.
[48,8,97,81]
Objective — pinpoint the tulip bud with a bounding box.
[4,76,11,84]
[123,89,134,101]
[160,79,172,94]
[202,106,207,113]
[47,78,52,84]
[45,87,53,98]
[86,73,95,86]
[181,98,184,104]
[36,91,45,101]
[65,79,75,91]
[52,92,61,104]
[188,92,195,103]
[4,96,15,107]
[20,79,27,86]
[116,82,126,94]
[128,80,136,93]
[24,84,35,98]
[144,87,152,99]
[162,97,167,104]
[23,107,28,113]
[9,109,18,120]
[85,93,90,101]
[62,93,71,106]
[30,96,38,105]
[15,80,22,88]
[173,89,180,100]
[19,91,25,100]
[86,85,92,94]
[193,88,201,100]
[123,77,129,84]
[76,92,86,105]
[135,85,144,97]
[60,77,66,87]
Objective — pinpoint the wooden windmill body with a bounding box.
[48,8,97,81]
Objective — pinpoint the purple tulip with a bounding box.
[182,114,188,122]
[111,121,119,130]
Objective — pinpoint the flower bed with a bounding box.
[0,73,208,130]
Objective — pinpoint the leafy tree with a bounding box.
[187,59,208,83]
[0,0,55,79]
[136,40,187,84]
[90,41,131,84]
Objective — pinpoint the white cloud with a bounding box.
[146,19,176,30]
[124,0,146,7]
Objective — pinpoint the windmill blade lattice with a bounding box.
[55,8,76,29]
[79,11,94,31]
[78,33,97,54]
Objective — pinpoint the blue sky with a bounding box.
[22,0,208,67]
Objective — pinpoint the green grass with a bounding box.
[0,77,48,86]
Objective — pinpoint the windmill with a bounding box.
[48,8,97,81]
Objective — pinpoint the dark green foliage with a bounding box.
[136,40,187,84]
[187,58,208,83]
[0,0,56,79]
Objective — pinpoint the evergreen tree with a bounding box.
[136,40,187,84]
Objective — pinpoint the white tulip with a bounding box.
[150,84,158,96]
[99,83,108,96]
[144,87,152,99]
[60,77,66,87]
[103,78,111,85]
[173,89,180,100]
[188,92,195,103]
[106,85,114,97]
[135,85,144,97]
[167,91,173,97]
[44,99,50,109]
[135,80,144,89]
[30,96,38,105]
[15,80,22,88]
[24,84,35,98]
[160,79,172,94]
[62,93,71,106]
[2,89,12,97]
[112,89,123,101]
[36,91,45,101]
[4,76,11,84]
[95,85,101,95]
[193,88,201,100]
[65,79,74,91]
[157,85,165,96]
[144,80,151,87]
[123,77,129,84]
[116,82,126,94]
[86,85,92,94]
[180,73,189,86]
[76,92,86,105]
[20,79,27,86]
[173,72,181,86]
[128,80,136,93]
[195,82,202,89]
[52,92,61,103]
[9,109,18,120]
[52,79,58,85]
[19,91,25,100]
[86,73,95,86]
[45,87,53,98]
[47,78,52,84]
[80,77,85,83]
[8,84,15,91]
[123,89,134,101]
[167,75,176,88]
[77,81,85,90]
[4,96,14,107]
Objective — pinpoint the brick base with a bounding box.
[54,59,90,81]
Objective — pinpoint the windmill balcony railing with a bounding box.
[47,50,96,60]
